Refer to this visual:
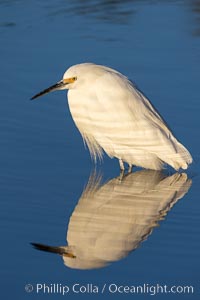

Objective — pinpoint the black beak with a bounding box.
[31,80,66,100]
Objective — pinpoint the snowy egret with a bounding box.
[31,63,192,171]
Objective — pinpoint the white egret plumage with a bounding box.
[31,63,192,171]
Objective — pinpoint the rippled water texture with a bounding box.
[0,1,199,299]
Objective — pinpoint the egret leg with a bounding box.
[128,164,133,173]
[119,169,125,181]
[119,159,125,171]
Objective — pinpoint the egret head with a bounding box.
[31,63,99,100]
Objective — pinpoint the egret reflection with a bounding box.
[32,170,191,270]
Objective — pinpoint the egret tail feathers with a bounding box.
[159,138,192,170]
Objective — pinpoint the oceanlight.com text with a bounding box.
[25,282,194,296]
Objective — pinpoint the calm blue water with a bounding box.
[0,0,200,299]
